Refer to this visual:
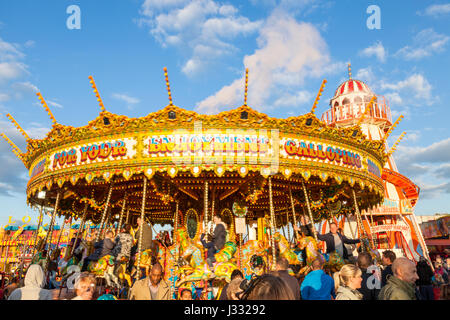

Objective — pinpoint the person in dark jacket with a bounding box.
[381,250,396,287]
[316,222,360,260]
[135,217,153,252]
[416,256,435,300]
[356,252,380,300]
[200,215,227,270]
[271,257,301,300]
[81,231,115,271]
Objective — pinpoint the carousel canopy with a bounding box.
[2,70,387,226]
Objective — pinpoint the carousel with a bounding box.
[1,68,387,299]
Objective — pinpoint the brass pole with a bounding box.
[44,191,61,273]
[32,204,44,257]
[125,208,130,224]
[204,181,208,235]
[174,201,179,264]
[136,176,148,280]
[268,177,277,270]
[289,187,300,242]
[71,202,88,256]
[351,188,367,250]
[96,184,114,243]
[56,217,67,248]
[116,193,128,235]
[301,180,318,242]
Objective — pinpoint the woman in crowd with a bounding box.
[333,264,363,300]
[239,274,295,300]
[72,272,97,300]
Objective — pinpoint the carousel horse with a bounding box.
[235,240,268,278]
[296,235,326,275]
[31,251,48,270]
[174,228,238,286]
[87,255,121,288]
[273,232,302,266]
[323,251,345,273]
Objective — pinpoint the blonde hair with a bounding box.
[333,264,362,291]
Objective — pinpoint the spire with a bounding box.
[310,79,327,114]
[88,75,105,112]
[244,68,249,106]
[163,67,173,105]
[383,115,404,141]
[388,131,406,156]
[6,113,31,142]
[36,92,58,125]
[0,132,24,161]
[348,62,352,79]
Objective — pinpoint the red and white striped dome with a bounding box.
[333,79,373,98]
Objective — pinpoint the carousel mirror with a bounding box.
[185,208,199,240]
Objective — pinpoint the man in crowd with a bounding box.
[200,214,227,270]
[129,263,170,300]
[381,250,396,287]
[272,257,300,300]
[316,222,360,260]
[72,272,97,300]
[300,259,335,300]
[356,252,380,300]
[81,230,115,272]
[378,257,419,300]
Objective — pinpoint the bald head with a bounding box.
[312,259,323,270]
[392,257,419,284]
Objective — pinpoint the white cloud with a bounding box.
[274,90,313,107]
[359,41,386,62]
[196,12,342,114]
[111,93,140,109]
[47,100,63,109]
[0,92,9,102]
[138,0,262,74]
[380,73,434,106]
[355,67,375,84]
[0,37,25,61]
[0,62,28,82]
[419,3,450,17]
[396,28,449,60]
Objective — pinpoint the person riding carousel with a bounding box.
[81,230,116,272]
[200,214,227,273]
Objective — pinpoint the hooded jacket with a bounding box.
[378,274,416,300]
[8,264,53,300]
[212,222,227,251]
[336,286,363,300]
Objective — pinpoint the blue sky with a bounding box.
[0,0,449,227]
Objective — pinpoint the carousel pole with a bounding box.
[95,183,114,243]
[116,193,128,235]
[203,180,209,299]
[204,181,209,236]
[289,187,300,242]
[209,189,215,235]
[125,208,130,224]
[71,202,88,256]
[136,176,148,281]
[56,217,67,248]
[174,201,179,263]
[268,177,277,270]
[351,188,368,250]
[301,180,318,242]
[32,204,44,257]
[44,191,62,273]
[285,209,291,243]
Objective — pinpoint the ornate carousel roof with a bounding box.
[1,69,388,225]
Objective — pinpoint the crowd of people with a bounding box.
[0,217,449,301]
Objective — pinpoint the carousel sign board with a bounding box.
[370,224,409,233]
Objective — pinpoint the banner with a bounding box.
[370,224,410,233]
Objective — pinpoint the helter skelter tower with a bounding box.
[319,64,430,262]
